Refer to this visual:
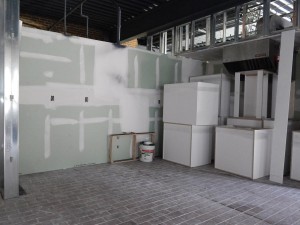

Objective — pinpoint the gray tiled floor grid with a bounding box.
[2,159,300,225]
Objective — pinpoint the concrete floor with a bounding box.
[1,159,300,225]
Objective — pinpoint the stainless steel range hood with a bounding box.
[223,39,279,73]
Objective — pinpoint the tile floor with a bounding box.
[1,159,300,225]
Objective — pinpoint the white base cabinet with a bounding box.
[291,131,300,181]
[215,126,272,179]
[163,123,214,167]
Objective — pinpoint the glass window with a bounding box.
[214,8,236,44]
[175,23,191,53]
[193,17,210,48]
[151,33,160,53]
[243,0,264,38]
[163,29,174,55]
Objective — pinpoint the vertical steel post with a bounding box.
[0,0,20,199]
[242,3,247,39]
[179,26,183,52]
[171,27,175,55]
[159,32,164,53]
[234,5,241,42]
[146,36,152,51]
[296,0,300,27]
[117,6,121,45]
[223,11,227,43]
[206,17,211,46]
[64,0,67,35]
[185,24,189,51]
[263,0,270,36]
[191,20,195,50]
[210,14,216,46]
[80,2,89,38]
[164,32,167,54]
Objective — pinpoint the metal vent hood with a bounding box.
[223,39,279,73]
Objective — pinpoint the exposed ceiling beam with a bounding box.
[120,0,250,41]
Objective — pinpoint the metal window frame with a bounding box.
[192,16,211,49]
[175,22,192,53]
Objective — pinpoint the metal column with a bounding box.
[263,0,270,36]
[117,6,121,45]
[234,5,241,42]
[296,0,300,28]
[0,0,20,199]
[222,11,227,43]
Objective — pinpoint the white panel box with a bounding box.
[163,82,219,125]
[163,123,214,167]
[190,74,231,118]
[291,131,300,181]
[215,126,272,179]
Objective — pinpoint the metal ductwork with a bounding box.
[223,39,279,73]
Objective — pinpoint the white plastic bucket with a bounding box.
[140,141,155,162]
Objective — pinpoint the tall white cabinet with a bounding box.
[163,82,219,167]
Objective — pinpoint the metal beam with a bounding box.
[48,0,88,31]
[0,0,20,199]
[121,0,250,41]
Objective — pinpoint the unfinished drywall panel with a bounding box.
[159,55,182,86]
[21,30,95,86]
[19,28,202,174]
[19,105,113,174]
[128,50,157,89]
[181,57,203,82]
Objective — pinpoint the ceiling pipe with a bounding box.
[80,2,89,38]
[48,0,89,31]
[64,0,67,35]
[111,0,122,45]
[117,6,122,45]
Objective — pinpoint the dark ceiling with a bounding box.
[20,0,250,42]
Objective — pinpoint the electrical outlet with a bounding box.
[85,97,88,102]
[51,95,54,101]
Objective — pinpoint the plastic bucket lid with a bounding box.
[143,141,155,146]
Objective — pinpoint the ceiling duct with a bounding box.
[223,39,280,73]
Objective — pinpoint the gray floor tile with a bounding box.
[0,160,297,225]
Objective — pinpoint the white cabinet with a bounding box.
[215,126,272,179]
[291,131,300,181]
[227,117,263,128]
[163,123,214,167]
[190,74,231,119]
[163,82,219,126]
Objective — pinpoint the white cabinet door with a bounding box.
[291,132,300,181]
[191,126,213,167]
[215,127,254,178]
[163,123,191,166]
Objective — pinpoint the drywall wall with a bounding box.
[20,27,203,174]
